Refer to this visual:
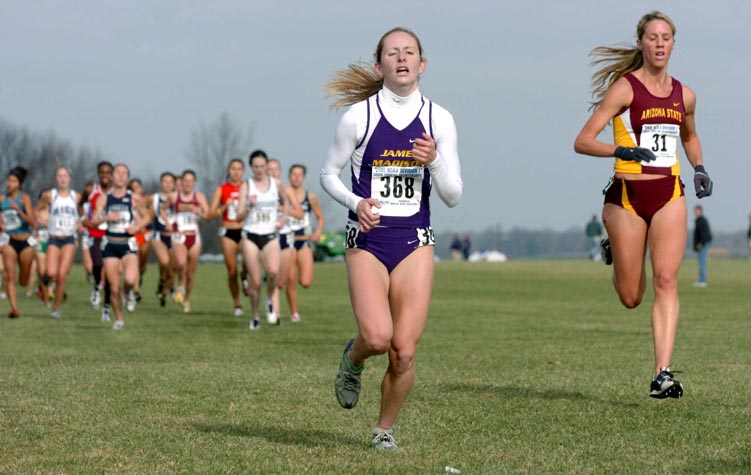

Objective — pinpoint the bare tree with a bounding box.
[185,112,253,195]
[184,112,253,252]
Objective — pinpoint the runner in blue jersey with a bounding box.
[0,166,36,319]
[90,164,149,330]
[321,27,463,451]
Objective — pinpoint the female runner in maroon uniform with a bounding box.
[574,11,712,399]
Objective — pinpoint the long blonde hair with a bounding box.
[588,11,676,110]
[324,27,424,110]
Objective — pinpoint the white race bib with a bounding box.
[640,124,680,168]
[371,166,424,217]
[2,209,22,230]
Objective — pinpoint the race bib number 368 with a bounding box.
[371,166,423,217]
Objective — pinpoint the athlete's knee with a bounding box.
[361,332,391,355]
[47,271,59,282]
[652,269,678,294]
[299,276,312,288]
[389,344,417,374]
[615,285,643,308]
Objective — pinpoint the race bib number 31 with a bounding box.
[371,166,423,217]
[640,123,679,168]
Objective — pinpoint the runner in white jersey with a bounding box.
[39,167,80,318]
[266,158,304,323]
[320,28,462,451]
[283,164,325,323]
[239,150,286,330]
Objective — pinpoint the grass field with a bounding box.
[1,259,750,474]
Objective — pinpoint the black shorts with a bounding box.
[48,236,76,248]
[9,237,31,255]
[242,230,278,250]
[220,227,242,244]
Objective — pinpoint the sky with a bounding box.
[1,0,749,233]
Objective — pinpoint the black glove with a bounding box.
[614,146,656,163]
[693,165,713,198]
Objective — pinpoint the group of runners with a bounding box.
[0,152,324,331]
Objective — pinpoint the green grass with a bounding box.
[1,259,750,474]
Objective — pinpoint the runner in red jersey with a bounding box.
[208,159,248,316]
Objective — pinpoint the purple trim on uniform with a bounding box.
[355,96,371,150]
[428,100,434,138]
[348,94,433,228]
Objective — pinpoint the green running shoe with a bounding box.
[334,339,363,409]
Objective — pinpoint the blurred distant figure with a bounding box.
[693,205,712,287]
[585,214,604,261]
[450,234,462,261]
[747,213,751,258]
[462,234,472,260]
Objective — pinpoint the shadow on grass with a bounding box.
[443,382,639,407]
[193,421,363,448]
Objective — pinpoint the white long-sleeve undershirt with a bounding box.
[320,86,463,215]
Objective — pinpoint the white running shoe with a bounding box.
[101,304,111,322]
[290,313,301,323]
[233,306,243,317]
[126,291,136,312]
[51,310,61,319]
[112,320,124,330]
[90,285,101,308]
[0,290,6,300]
[249,318,261,331]
[265,299,279,325]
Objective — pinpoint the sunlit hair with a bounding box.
[324,27,424,109]
[587,11,676,110]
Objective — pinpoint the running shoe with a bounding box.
[158,293,166,307]
[600,238,613,265]
[182,302,191,313]
[112,320,124,331]
[649,368,684,399]
[90,285,101,308]
[101,304,111,322]
[249,318,261,331]
[51,310,61,319]
[334,339,363,409]
[8,309,20,319]
[0,290,6,300]
[371,428,399,452]
[126,291,137,313]
[266,299,278,325]
[290,313,301,323]
[173,287,185,304]
[233,306,243,317]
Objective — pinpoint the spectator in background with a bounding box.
[450,234,462,261]
[693,205,712,287]
[462,234,472,260]
[747,213,751,258]
[585,214,604,261]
